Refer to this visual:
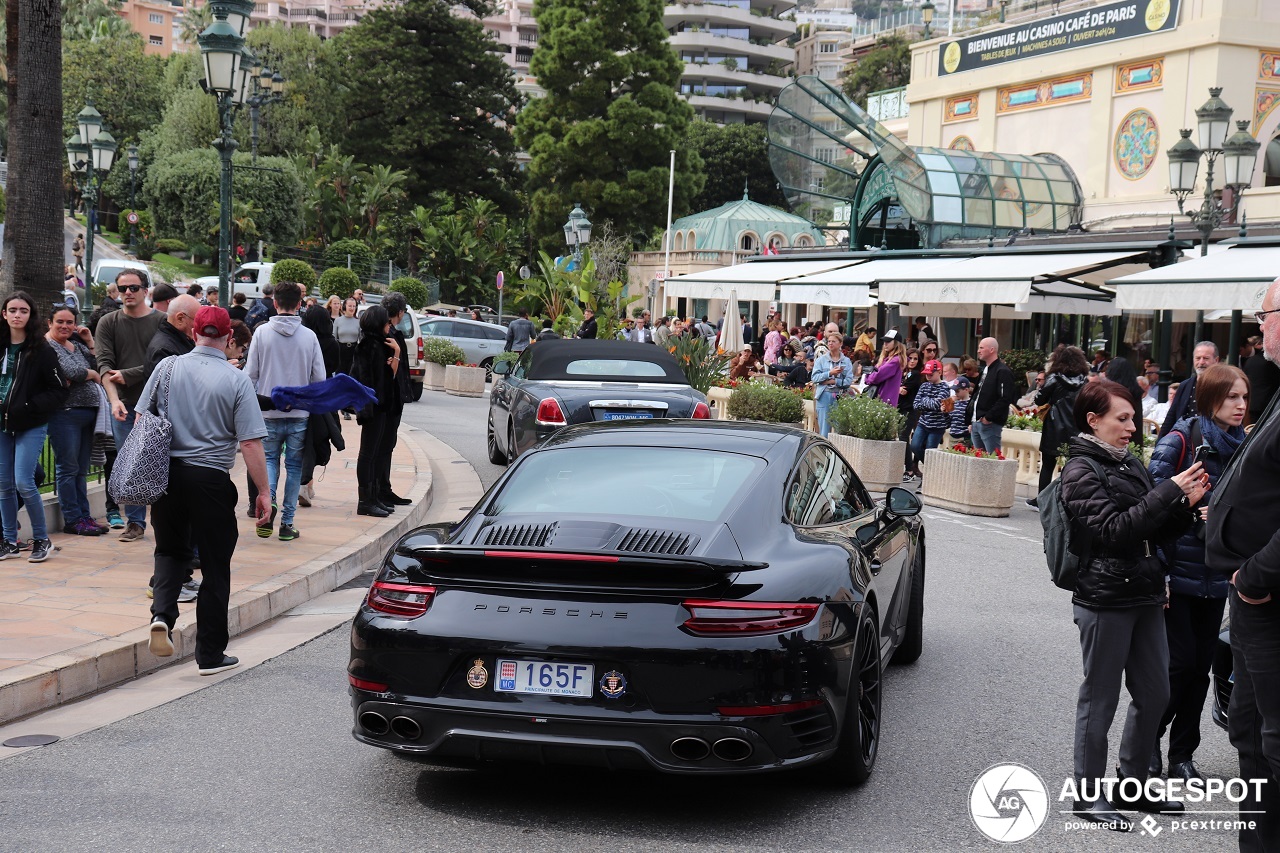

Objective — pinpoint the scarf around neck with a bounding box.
[1198,414,1245,459]
[1080,432,1128,462]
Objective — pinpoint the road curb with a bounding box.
[0,426,435,726]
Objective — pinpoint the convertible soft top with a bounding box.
[523,339,688,384]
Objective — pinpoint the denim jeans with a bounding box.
[971,419,1004,453]
[264,417,308,526]
[815,393,835,438]
[0,425,50,542]
[109,403,147,529]
[909,424,945,470]
[48,407,96,525]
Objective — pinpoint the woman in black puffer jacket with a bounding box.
[1059,379,1206,830]
[1033,344,1088,497]
[350,306,399,518]
[1146,364,1248,784]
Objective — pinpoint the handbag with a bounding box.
[108,356,176,506]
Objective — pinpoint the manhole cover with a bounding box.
[3,734,59,748]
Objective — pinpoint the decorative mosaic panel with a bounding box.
[997,73,1092,114]
[1113,108,1160,181]
[1259,52,1280,80]
[944,94,978,123]
[949,136,975,151]
[1115,59,1164,94]
[1256,88,1280,130]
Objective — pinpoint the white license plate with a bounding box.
[602,411,653,420]
[495,659,595,697]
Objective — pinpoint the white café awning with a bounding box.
[1107,245,1280,311]
[662,259,862,302]
[777,256,967,307]
[878,251,1138,314]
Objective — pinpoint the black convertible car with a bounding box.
[487,339,709,465]
[349,420,927,783]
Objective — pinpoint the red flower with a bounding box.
[974,450,984,458]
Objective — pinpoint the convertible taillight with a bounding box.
[692,402,711,419]
[535,398,567,426]
[367,580,436,618]
[681,600,820,636]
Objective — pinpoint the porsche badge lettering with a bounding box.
[467,659,489,689]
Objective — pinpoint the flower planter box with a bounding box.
[424,362,447,391]
[828,433,903,494]
[920,448,1018,517]
[707,386,733,419]
[445,365,486,397]
[1001,427,1046,488]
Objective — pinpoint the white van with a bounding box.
[195,262,275,301]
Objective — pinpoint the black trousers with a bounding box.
[1157,592,1226,763]
[375,403,403,497]
[150,461,238,668]
[357,411,390,501]
[1228,590,1280,853]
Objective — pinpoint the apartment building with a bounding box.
[248,0,370,39]
[119,0,179,55]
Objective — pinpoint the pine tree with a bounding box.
[516,0,704,253]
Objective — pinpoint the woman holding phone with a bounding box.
[1146,363,1249,784]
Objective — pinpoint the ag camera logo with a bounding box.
[969,763,1050,843]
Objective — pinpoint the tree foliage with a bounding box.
[63,36,167,146]
[842,34,912,107]
[389,276,430,309]
[412,196,525,306]
[323,238,374,281]
[515,0,704,253]
[318,266,360,300]
[144,148,303,247]
[327,0,523,209]
[239,25,342,158]
[271,258,318,290]
[684,121,787,212]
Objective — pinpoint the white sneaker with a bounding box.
[149,618,174,657]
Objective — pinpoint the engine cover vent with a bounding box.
[615,528,697,555]
[484,523,557,548]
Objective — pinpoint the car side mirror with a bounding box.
[884,486,922,517]
[492,360,510,376]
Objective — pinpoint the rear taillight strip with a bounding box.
[367,580,436,618]
[681,600,820,636]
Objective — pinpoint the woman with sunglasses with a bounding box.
[45,304,107,537]
[0,294,69,562]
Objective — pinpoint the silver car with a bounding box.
[418,315,508,376]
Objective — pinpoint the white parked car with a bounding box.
[91,258,153,289]
[195,262,275,301]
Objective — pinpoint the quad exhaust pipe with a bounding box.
[359,711,390,735]
[670,737,754,762]
[391,716,422,741]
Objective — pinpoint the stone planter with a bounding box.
[707,386,732,419]
[802,399,817,433]
[445,364,486,397]
[920,448,1018,517]
[1001,427,1045,488]
[424,362,447,391]
[828,433,903,494]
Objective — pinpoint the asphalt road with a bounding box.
[0,392,1242,852]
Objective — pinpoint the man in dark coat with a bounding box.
[1245,342,1280,425]
[504,309,535,353]
[1207,280,1280,852]
[378,293,413,507]
[144,295,198,381]
[968,337,1018,453]
[1159,341,1220,438]
[576,308,597,339]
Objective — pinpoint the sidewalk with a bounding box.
[0,425,435,725]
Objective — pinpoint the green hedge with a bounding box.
[389,277,430,309]
[319,267,360,301]
[270,258,318,292]
[323,239,374,282]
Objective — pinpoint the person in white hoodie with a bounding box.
[245,281,325,541]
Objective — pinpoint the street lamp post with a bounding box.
[562,203,592,268]
[127,144,139,252]
[198,0,252,308]
[247,55,286,165]
[1165,86,1262,364]
[921,0,935,38]
[65,100,117,323]
[998,0,1010,23]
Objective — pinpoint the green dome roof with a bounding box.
[670,186,827,252]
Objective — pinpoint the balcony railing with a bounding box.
[866,86,908,122]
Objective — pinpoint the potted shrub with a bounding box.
[726,379,804,425]
[920,444,1019,517]
[827,394,906,493]
[445,361,486,397]
[422,336,464,391]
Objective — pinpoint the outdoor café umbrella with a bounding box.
[719,289,744,354]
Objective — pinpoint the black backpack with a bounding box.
[1039,456,1106,591]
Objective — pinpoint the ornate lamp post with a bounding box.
[921,0,935,38]
[197,0,251,308]
[127,144,139,252]
[562,203,592,268]
[65,100,117,322]
[1166,86,1262,363]
[246,53,286,165]
[998,0,1010,23]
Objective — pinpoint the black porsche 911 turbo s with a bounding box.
[349,419,926,784]
[486,338,710,465]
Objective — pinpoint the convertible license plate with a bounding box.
[495,659,595,697]
[602,411,653,420]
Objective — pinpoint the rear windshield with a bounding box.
[563,359,668,378]
[489,447,763,522]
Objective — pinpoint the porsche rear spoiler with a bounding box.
[390,546,768,591]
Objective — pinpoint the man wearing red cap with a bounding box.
[141,306,270,676]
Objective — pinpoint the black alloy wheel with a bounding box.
[822,608,882,786]
[481,357,494,383]
[409,381,423,402]
[892,541,925,665]
[486,415,506,465]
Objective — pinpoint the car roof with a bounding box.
[421,314,504,331]
[521,338,687,383]
[538,419,807,459]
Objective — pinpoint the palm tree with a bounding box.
[177,0,213,46]
[358,163,407,237]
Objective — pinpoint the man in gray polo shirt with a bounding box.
[143,306,270,676]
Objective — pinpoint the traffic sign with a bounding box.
[496,271,504,291]
[126,212,139,224]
